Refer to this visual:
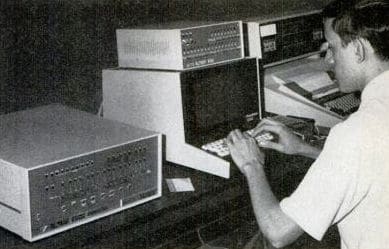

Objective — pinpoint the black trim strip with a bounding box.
[0,201,21,214]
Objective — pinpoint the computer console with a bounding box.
[0,104,162,241]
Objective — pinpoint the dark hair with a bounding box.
[323,0,389,60]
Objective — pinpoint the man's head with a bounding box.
[322,0,389,92]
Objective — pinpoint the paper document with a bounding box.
[273,68,339,99]
[166,178,195,192]
[287,71,335,92]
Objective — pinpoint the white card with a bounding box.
[166,178,195,192]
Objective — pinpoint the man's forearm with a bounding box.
[243,162,303,248]
[297,143,322,159]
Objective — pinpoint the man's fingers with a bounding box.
[252,123,283,137]
[227,129,243,145]
[242,132,252,139]
[255,119,273,130]
[226,133,233,145]
[258,140,283,151]
[254,119,284,132]
[231,129,244,140]
[258,118,281,126]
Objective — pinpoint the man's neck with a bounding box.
[362,60,389,89]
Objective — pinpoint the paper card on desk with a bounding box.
[284,81,313,99]
[271,74,286,85]
[166,178,195,192]
[287,71,336,93]
[271,75,314,103]
[273,70,339,99]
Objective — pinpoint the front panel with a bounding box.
[247,12,325,66]
[181,22,243,69]
[117,21,244,70]
[28,136,159,239]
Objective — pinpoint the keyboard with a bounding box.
[323,93,360,116]
[201,130,274,157]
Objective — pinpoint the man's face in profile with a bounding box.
[323,18,364,93]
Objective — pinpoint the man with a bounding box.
[226,0,389,248]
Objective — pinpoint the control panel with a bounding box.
[180,22,243,69]
[29,137,159,237]
[116,21,244,70]
[245,11,325,66]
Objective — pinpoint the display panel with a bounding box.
[261,12,324,65]
[181,58,263,146]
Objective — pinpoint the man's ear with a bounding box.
[353,38,366,63]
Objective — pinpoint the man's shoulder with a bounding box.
[326,111,372,145]
[328,108,384,148]
[331,112,365,135]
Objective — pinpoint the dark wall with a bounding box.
[0,0,331,115]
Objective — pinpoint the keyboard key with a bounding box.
[324,93,360,115]
[201,130,274,157]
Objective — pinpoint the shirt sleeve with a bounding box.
[280,123,362,241]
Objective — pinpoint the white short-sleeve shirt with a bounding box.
[280,70,389,249]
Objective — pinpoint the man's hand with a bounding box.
[226,129,265,176]
[252,118,321,159]
[227,129,304,248]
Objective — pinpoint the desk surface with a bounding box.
[0,153,339,249]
